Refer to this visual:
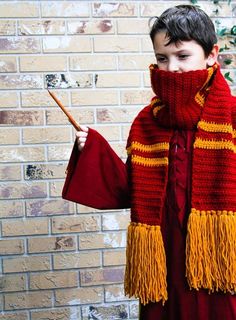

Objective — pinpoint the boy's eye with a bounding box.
[156,56,167,63]
[178,54,190,59]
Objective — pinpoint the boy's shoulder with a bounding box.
[132,103,153,125]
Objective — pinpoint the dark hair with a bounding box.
[149,5,217,56]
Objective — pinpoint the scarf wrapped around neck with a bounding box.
[124,63,236,305]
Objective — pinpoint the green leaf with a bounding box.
[231,26,236,36]
[229,39,236,46]
[219,44,230,52]
[217,27,228,37]
[212,8,219,15]
[224,58,232,65]
[224,72,234,83]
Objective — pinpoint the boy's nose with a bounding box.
[167,60,179,72]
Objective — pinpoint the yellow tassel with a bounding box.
[124,222,167,305]
[186,209,236,293]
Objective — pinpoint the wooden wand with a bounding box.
[47,89,81,131]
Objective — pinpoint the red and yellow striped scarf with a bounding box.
[124,64,236,305]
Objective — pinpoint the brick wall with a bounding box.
[0,1,236,319]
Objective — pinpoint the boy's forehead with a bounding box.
[153,32,199,52]
[154,31,170,44]
[153,31,182,46]
[153,31,176,49]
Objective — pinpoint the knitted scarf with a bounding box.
[124,64,236,305]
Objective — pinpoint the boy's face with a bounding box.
[153,31,218,72]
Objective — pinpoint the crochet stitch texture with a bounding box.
[124,64,236,305]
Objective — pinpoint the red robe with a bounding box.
[62,128,236,320]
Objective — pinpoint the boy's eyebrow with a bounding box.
[155,49,191,56]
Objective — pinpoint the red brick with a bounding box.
[80,267,124,286]
[26,199,75,216]
[0,110,43,126]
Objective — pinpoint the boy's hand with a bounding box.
[76,125,88,151]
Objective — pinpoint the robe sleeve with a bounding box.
[62,128,131,209]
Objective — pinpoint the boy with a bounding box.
[63,5,236,320]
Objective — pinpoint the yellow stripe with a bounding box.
[198,120,234,134]
[194,93,205,107]
[191,208,236,216]
[194,65,215,107]
[150,97,161,106]
[153,105,165,117]
[194,137,236,152]
[131,155,168,167]
[127,141,169,155]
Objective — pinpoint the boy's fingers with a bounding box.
[78,137,87,143]
[75,125,88,151]
[79,125,88,133]
[76,131,87,138]
[78,142,85,151]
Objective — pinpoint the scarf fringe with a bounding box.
[186,208,236,293]
[124,222,167,305]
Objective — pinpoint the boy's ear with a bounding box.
[207,44,219,66]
